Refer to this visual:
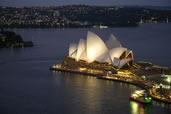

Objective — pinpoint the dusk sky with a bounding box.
[0,0,171,7]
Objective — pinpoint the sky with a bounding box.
[0,0,171,7]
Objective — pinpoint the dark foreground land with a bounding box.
[0,5,171,28]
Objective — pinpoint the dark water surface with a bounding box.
[0,23,171,114]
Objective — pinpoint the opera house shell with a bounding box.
[69,31,134,69]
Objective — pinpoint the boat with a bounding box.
[130,90,152,104]
[92,25,108,29]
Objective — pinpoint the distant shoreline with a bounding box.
[3,23,171,29]
[1,25,138,29]
[1,5,170,28]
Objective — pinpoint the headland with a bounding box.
[50,31,171,104]
[0,29,34,48]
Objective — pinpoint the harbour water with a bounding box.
[0,23,171,114]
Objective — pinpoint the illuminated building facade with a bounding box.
[69,31,134,69]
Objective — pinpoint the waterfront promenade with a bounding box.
[50,64,171,104]
[99,75,171,104]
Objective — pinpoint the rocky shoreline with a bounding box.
[0,30,34,48]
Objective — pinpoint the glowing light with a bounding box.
[68,31,134,68]
[117,70,135,76]
[88,48,96,61]
[130,101,139,114]
[145,97,152,102]
[134,90,145,94]
[132,94,138,98]
[87,31,108,63]
[166,77,171,83]
[79,68,87,71]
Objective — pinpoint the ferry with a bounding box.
[130,90,152,104]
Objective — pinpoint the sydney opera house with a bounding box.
[69,31,134,69]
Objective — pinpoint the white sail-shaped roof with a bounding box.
[70,50,77,58]
[68,31,134,69]
[118,58,133,69]
[113,57,120,67]
[86,31,108,63]
[126,50,134,59]
[79,51,87,61]
[96,52,112,63]
[109,47,127,62]
[76,39,86,61]
[69,43,77,56]
[106,34,122,50]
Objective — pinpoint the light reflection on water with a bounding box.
[52,71,138,113]
[52,71,171,113]
[129,101,152,114]
[130,100,171,114]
